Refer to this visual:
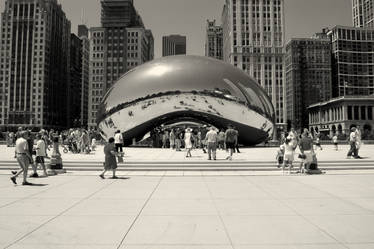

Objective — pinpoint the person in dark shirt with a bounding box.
[225,125,238,160]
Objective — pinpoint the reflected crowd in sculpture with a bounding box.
[97,55,275,146]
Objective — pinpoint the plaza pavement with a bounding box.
[0,172,374,248]
[0,144,374,248]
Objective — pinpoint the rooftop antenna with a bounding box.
[80,8,87,25]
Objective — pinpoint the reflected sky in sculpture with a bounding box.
[97,55,275,145]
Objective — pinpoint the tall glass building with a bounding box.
[222,0,285,126]
[329,25,374,97]
[353,0,374,28]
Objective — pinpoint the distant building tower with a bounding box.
[88,27,106,129]
[352,0,374,28]
[205,19,223,60]
[162,35,186,56]
[285,31,332,130]
[87,0,154,129]
[78,25,90,127]
[0,0,71,130]
[329,25,374,97]
[70,34,83,128]
[221,0,286,127]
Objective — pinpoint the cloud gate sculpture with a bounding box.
[97,55,275,146]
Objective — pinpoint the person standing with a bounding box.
[234,127,240,153]
[34,134,48,177]
[332,134,338,151]
[99,137,118,179]
[217,129,225,150]
[347,127,359,159]
[200,126,208,153]
[205,127,218,160]
[356,126,362,156]
[298,129,315,173]
[225,125,238,160]
[10,131,33,185]
[169,129,175,149]
[314,135,323,150]
[26,131,39,178]
[184,128,193,157]
[114,130,124,155]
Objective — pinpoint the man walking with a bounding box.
[205,127,218,160]
[347,127,359,159]
[10,131,33,185]
[225,125,238,160]
[114,130,124,155]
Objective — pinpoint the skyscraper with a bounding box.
[205,19,223,60]
[88,0,153,128]
[221,0,286,126]
[79,24,90,127]
[329,25,374,97]
[285,32,332,130]
[70,33,83,127]
[352,0,374,28]
[162,35,186,56]
[0,0,71,130]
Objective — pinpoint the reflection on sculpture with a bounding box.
[97,55,275,145]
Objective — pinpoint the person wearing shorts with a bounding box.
[225,125,238,160]
[35,134,48,177]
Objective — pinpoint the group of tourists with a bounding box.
[10,127,50,185]
[277,128,320,175]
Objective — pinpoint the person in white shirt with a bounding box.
[347,127,359,158]
[205,127,218,160]
[114,130,124,155]
[280,138,294,175]
[34,134,48,177]
[332,134,338,151]
[10,131,33,185]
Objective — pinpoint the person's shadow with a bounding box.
[20,183,48,187]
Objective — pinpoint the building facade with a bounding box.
[353,0,374,28]
[88,27,106,128]
[285,35,332,130]
[78,25,90,127]
[69,33,83,127]
[308,96,374,137]
[205,19,223,60]
[0,0,71,130]
[88,0,154,129]
[329,25,374,97]
[221,0,286,126]
[162,35,186,56]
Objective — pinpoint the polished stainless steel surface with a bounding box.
[98,55,275,145]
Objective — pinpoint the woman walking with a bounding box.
[184,128,193,157]
[99,137,118,179]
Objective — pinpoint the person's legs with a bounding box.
[99,169,107,178]
[21,156,29,183]
[112,169,117,178]
[212,143,217,160]
[207,143,212,160]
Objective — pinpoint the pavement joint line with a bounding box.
[3,177,117,249]
[202,174,235,249]
[293,176,374,216]
[0,175,80,209]
[243,175,351,249]
[115,172,165,249]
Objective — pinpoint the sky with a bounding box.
[0,0,353,58]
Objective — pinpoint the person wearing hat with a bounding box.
[10,131,33,185]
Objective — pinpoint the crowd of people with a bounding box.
[150,125,240,160]
[6,124,367,183]
[276,126,364,175]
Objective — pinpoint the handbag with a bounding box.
[117,156,124,163]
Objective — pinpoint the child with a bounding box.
[276,146,284,168]
[315,136,323,150]
[281,138,294,174]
